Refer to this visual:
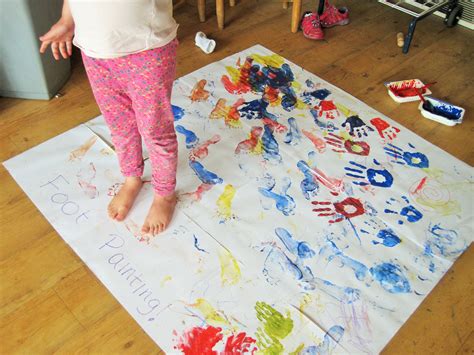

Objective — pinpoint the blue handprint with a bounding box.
[384,196,423,224]
[384,143,429,168]
[344,159,394,188]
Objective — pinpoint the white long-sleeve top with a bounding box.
[69,0,178,58]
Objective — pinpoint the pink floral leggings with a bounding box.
[82,38,178,196]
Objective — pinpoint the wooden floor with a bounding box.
[1,0,473,353]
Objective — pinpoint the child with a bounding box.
[40,0,179,236]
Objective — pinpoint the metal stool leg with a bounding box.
[403,19,417,54]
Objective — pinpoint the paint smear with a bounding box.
[217,184,236,221]
[190,79,210,102]
[250,53,285,68]
[218,249,241,286]
[224,332,257,354]
[182,183,214,202]
[189,298,229,326]
[190,135,221,161]
[69,136,97,161]
[161,276,172,287]
[255,302,294,354]
[302,129,326,153]
[210,98,243,128]
[175,326,223,355]
[235,126,263,155]
[76,162,99,199]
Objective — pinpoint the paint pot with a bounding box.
[384,79,432,103]
[195,32,216,54]
[418,97,465,126]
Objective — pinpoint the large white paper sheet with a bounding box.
[5,45,473,354]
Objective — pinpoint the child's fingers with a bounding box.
[39,40,51,53]
[59,42,68,59]
[66,41,73,56]
[51,42,60,60]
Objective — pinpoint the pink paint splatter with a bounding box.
[302,129,326,153]
[190,135,221,161]
[175,326,223,355]
[77,162,98,199]
[182,183,214,202]
[313,168,344,196]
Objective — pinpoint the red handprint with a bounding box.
[370,117,400,141]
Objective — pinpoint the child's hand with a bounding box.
[39,18,74,60]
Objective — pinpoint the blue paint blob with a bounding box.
[400,205,423,223]
[275,227,315,259]
[258,177,296,216]
[176,125,198,148]
[172,105,185,121]
[297,160,319,200]
[301,325,345,355]
[370,262,411,293]
[284,117,302,145]
[373,229,401,247]
[189,161,223,185]
[262,124,282,163]
[238,99,269,120]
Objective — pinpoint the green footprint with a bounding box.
[255,301,294,354]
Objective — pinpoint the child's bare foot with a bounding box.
[108,177,143,221]
[142,193,177,235]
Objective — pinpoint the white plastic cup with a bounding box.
[195,32,216,54]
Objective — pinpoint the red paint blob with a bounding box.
[176,326,223,355]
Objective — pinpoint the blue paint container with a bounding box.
[419,97,465,126]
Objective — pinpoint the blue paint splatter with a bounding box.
[238,99,276,120]
[172,105,185,121]
[193,235,209,253]
[300,325,345,355]
[262,124,282,163]
[176,125,198,148]
[421,224,466,273]
[302,88,331,104]
[284,117,302,145]
[189,161,223,185]
[259,176,296,216]
[275,227,315,259]
[370,262,411,293]
[372,229,401,247]
[297,160,319,200]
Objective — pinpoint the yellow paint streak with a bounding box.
[225,66,241,82]
[290,343,306,355]
[190,298,229,326]
[296,99,308,109]
[250,53,285,68]
[160,276,172,287]
[218,249,241,286]
[217,184,236,220]
[253,139,263,155]
[291,80,302,90]
[335,102,355,117]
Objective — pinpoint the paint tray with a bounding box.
[385,79,432,103]
[418,97,465,126]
